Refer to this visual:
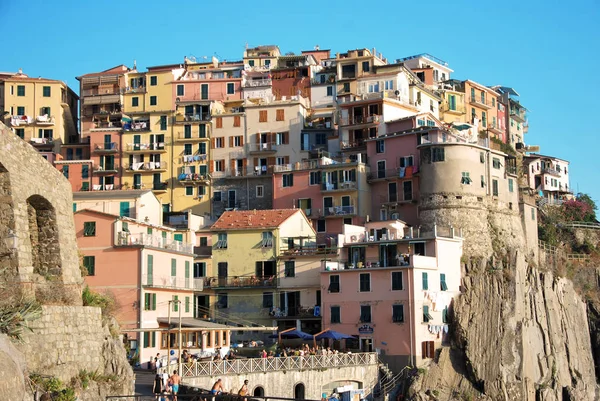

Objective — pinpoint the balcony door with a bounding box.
[217,262,228,286]
[377,160,386,179]
[280,291,300,317]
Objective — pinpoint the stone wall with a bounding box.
[212,177,273,217]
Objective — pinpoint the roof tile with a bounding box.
[212,209,299,230]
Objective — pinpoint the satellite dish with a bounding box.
[394,90,400,96]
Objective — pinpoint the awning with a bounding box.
[311,109,334,117]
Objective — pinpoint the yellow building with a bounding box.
[0,70,78,158]
[334,48,387,99]
[208,209,316,340]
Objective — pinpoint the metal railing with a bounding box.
[247,143,278,153]
[469,96,494,108]
[338,114,382,126]
[116,232,194,254]
[211,167,273,178]
[125,143,166,151]
[323,205,356,216]
[94,142,119,151]
[203,276,276,288]
[142,274,203,291]
[321,181,357,191]
[243,78,272,87]
[175,113,211,123]
[171,352,378,377]
[127,161,167,171]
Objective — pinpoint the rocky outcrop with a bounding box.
[0,335,28,401]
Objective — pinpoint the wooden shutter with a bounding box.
[284,132,289,144]
[255,133,260,144]
[216,117,223,128]
[259,110,267,122]
[428,341,435,358]
[243,158,247,170]
[276,109,284,121]
[230,159,236,173]
[234,115,241,127]
[229,137,233,147]
[267,157,276,166]
[239,136,244,146]
[209,161,214,173]
[211,138,216,149]
[422,341,427,358]
[284,156,290,164]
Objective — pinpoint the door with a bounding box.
[133,174,141,189]
[195,295,209,318]
[389,182,397,202]
[201,84,209,100]
[324,197,333,215]
[217,262,228,286]
[360,338,373,352]
[228,190,236,209]
[403,181,413,201]
[377,160,386,179]
[133,135,141,151]
[341,196,351,214]
[288,291,300,317]
[153,173,161,189]
[104,134,112,149]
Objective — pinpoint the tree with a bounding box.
[561,193,597,222]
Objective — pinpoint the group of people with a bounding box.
[153,369,181,400]
[262,344,341,358]
[211,378,250,398]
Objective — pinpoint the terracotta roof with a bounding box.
[0,75,64,84]
[211,209,299,230]
[77,65,130,79]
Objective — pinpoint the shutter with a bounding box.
[143,332,149,348]
[284,156,290,164]
[230,159,236,173]
[209,162,214,173]
[147,255,153,285]
[253,158,258,167]
[144,293,150,310]
[284,132,289,144]
[428,341,435,358]
[422,341,427,358]
[267,157,276,166]
[211,138,216,149]
[152,294,156,310]
[240,136,244,146]
[255,133,260,144]
[242,158,247,171]
[229,137,233,147]
[171,259,176,276]
[185,261,190,278]
[151,331,156,347]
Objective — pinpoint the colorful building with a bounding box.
[321,220,463,371]
[523,154,571,205]
[0,70,79,159]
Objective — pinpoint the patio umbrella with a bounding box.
[269,328,314,341]
[314,329,354,341]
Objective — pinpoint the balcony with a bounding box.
[124,143,167,153]
[29,137,54,147]
[152,182,168,192]
[440,103,466,114]
[325,255,437,271]
[116,232,194,254]
[338,114,382,127]
[91,121,122,131]
[10,115,33,127]
[280,246,337,257]
[126,161,167,173]
[194,246,212,257]
[321,181,357,192]
[541,167,561,176]
[176,132,210,142]
[82,94,121,106]
[510,108,527,123]
[243,78,272,87]
[93,142,119,153]
[142,274,203,291]
[469,96,494,109]
[323,205,356,217]
[123,120,151,132]
[178,173,211,184]
[212,166,273,179]
[379,192,416,205]
[35,115,55,125]
[81,87,121,97]
[487,122,504,135]
[93,164,119,174]
[203,275,276,289]
[340,139,366,151]
[123,86,146,94]
[91,184,118,191]
[247,143,278,154]
[367,169,404,182]
[174,113,211,124]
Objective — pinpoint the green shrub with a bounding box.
[0,298,42,341]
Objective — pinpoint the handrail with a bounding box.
[169,352,378,377]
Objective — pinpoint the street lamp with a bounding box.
[2,230,17,256]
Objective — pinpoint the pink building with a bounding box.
[321,220,463,371]
[173,61,244,104]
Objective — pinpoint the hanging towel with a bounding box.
[399,167,406,178]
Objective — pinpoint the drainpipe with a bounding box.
[170,114,174,212]
[137,248,143,368]
[409,268,414,366]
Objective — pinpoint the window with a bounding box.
[81,182,89,191]
[177,85,184,96]
[422,341,435,358]
[282,173,294,187]
[432,147,445,162]
[481,175,486,188]
[362,61,370,72]
[42,86,51,97]
[83,222,96,237]
[17,85,25,96]
[160,115,167,130]
[217,293,228,308]
[256,185,264,197]
[150,96,157,106]
[423,305,433,322]
[330,306,341,323]
[328,275,340,293]
[492,179,499,196]
[262,292,274,308]
[359,273,370,292]
[149,76,157,86]
[15,128,24,139]
[214,160,224,171]
[480,152,485,164]
[508,178,514,193]
[492,158,501,169]
[232,136,243,147]
[440,273,448,291]
[144,293,157,311]
[360,305,371,323]
[392,271,403,290]
[276,109,284,121]
[16,106,25,116]
[481,92,485,104]
[227,82,235,95]
[194,262,206,277]
[393,305,404,323]
[399,156,414,167]
[376,140,385,153]
[442,306,449,323]
[309,172,321,185]
[215,117,223,129]
[317,219,326,232]
[417,119,425,127]
[147,227,153,235]
[259,110,267,122]
[470,88,475,100]
[343,82,350,92]
[326,86,333,96]
[185,186,193,196]
[482,111,487,127]
[422,272,428,290]
[215,137,224,148]
[62,165,69,178]
[284,261,295,277]
[184,125,192,138]
[83,256,95,276]
[233,115,241,127]
[216,233,227,249]
[261,231,273,248]
[183,143,193,155]
[170,295,179,312]
[131,97,139,107]
[461,172,472,185]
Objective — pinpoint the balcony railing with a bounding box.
[510,108,527,123]
[174,113,211,123]
[177,132,209,141]
[367,169,405,181]
[152,183,168,191]
[247,143,278,153]
[280,246,338,257]
[440,103,466,114]
[29,137,54,146]
[326,255,437,271]
[91,121,122,130]
[323,205,356,217]
[340,140,366,150]
[94,142,119,152]
[338,114,382,126]
[469,96,494,109]
[211,166,273,179]
[35,115,55,125]
[174,353,378,378]
[194,246,212,257]
[127,161,167,171]
[321,181,357,192]
[81,88,122,97]
[542,167,561,176]
[125,143,167,152]
[142,274,203,291]
[116,232,194,254]
[203,275,276,289]
[93,164,118,173]
[243,78,272,87]
[178,173,211,183]
[123,121,151,132]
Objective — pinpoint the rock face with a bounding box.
[0,124,134,400]
[410,193,599,400]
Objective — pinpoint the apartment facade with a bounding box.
[321,220,463,371]
[523,154,571,204]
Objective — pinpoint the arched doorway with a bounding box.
[253,386,265,397]
[294,383,305,400]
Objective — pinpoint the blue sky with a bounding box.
[1,0,599,205]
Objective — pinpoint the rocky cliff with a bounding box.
[408,194,599,400]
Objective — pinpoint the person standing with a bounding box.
[152,373,163,399]
[170,370,181,400]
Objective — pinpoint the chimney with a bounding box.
[372,48,376,57]
[18,68,23,75]
[315,45,320,51]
